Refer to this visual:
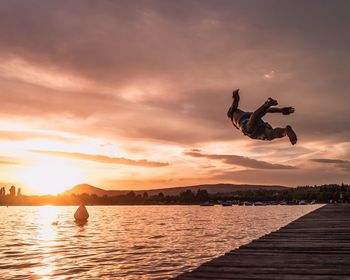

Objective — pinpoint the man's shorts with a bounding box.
[239,113,272,140]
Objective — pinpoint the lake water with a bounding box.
[0,205,321,279]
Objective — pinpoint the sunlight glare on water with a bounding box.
[32,206,60,279]
[0,205,321,279]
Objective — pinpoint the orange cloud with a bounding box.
[0,156,18,165]
[31,150,169,167]
[185,150,296,170]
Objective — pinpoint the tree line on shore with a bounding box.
[0,185,21,197]
[0,184,349,206]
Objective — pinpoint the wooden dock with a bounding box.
[174,204,350,280]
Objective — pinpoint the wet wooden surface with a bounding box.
[174,204,350,280]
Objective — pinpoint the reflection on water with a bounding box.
[0,205,321,279]
[32,207,60,279]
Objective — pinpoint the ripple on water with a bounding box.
[0,205,321,280]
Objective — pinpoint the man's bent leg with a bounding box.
[246,98,278,132]
[265,126,297,145]
[286,125,297,145]
[265,127,286,141]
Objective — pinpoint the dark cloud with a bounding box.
[31,150,169,167]
[0,1,349,189]
[312,158,349,164]
[311,158,350,171]
[213,167,350,187]
[185,151,295,170]
[0,0,349,145]
[247,145,313,158]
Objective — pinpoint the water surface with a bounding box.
[0,205,321,279]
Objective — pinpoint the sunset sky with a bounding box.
[0,0,349,194]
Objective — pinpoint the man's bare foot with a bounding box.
[266,97,278,106]
[286,125,297,145]
[282,107,295,115]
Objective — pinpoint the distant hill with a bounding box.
[63,183,289,197]
[63,184,126,196]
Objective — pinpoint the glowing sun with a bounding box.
[16,159,84,195]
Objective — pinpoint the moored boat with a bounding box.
[200,202,215,206]
[253,201,266,206]
[222,202,233,206]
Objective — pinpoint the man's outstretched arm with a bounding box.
[227,89,240,119]
[267,107,295,115]
[231,89,240,110]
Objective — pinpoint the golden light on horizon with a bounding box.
[15,159,84,195]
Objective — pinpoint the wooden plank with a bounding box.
[178,271,350,280]
[173,204,350,279]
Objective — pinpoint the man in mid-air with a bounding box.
[227,89,297,145]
